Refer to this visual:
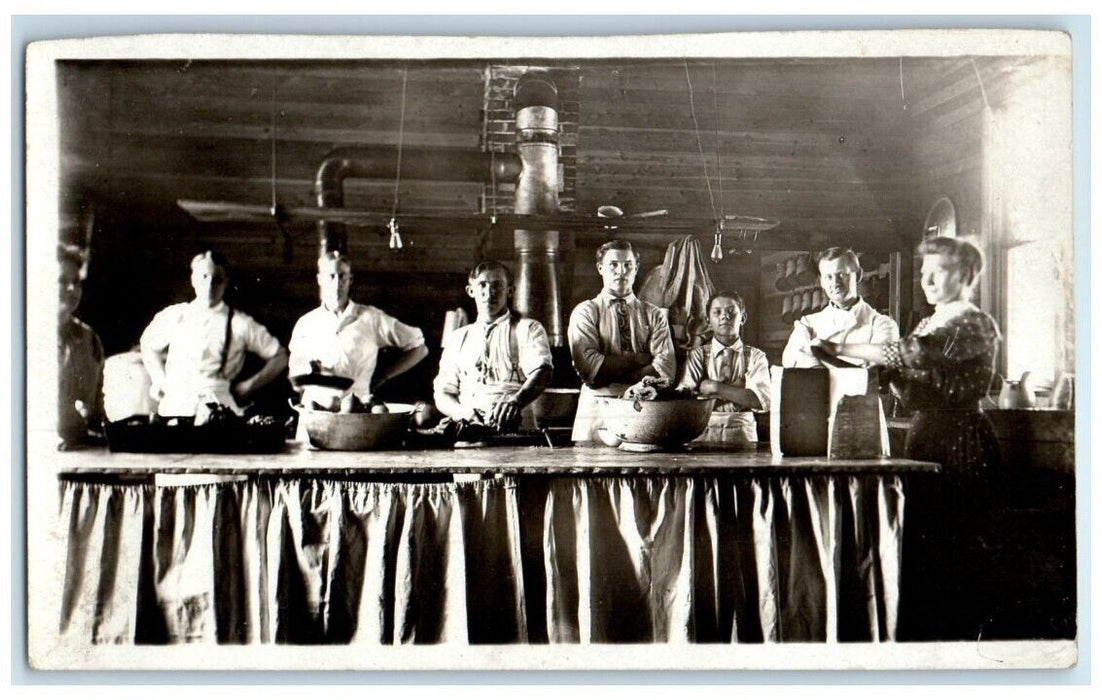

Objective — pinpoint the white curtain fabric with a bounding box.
[538,474,903,644]
[543,477,696,643]
[57,474,903,645]
[58,477,527,645]
[58,482,145,644]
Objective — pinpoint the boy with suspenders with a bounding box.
[676,290,771,444]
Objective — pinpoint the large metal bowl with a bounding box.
[529,387,581,428]
[597,396,716,451]
[297,403,414,451]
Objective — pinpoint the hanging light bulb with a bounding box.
[710,222,724,263]
[388,217,403,250]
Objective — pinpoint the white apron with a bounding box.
[158,307,242,417]
[570,383,628,443]
[697,410,757,444]
[693,343,758,445]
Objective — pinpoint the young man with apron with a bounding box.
[140,251,288,417]
[676,291,771,444]
[433,261,553,432]
[567,240,676,443]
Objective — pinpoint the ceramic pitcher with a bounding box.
[998,371,1036,409]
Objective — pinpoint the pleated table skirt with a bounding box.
[57,473,904,645]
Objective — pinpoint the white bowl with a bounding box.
[598,396,716,450]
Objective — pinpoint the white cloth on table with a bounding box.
[140,300,281,416]
[433,313,553,427]
[288,302,425,402]
[567,292,676,442]
[781,297,899,369]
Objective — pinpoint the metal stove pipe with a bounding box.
[513,71,567,346]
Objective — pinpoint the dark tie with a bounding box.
[612,299,632,353]
[474,322,495,382]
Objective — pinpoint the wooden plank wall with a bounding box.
[56,57,1040,400]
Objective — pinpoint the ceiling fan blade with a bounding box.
[179,199,780,235]
[721,214,781,231]
[177,200,280,223]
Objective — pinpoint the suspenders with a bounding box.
[217,306,235,379]
[461,314,522,382]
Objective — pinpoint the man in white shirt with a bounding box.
[141,251,288,417]
[568,239,676,442]
[782,247,900,368]
[288,252,428,406]
[433,261,553,432]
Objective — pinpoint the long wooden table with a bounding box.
[46,444,935,649]
[53,442,937,475]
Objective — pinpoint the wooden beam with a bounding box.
[576,151,904,176]
[576,128,904,157]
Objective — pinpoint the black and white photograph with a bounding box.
[23,28,1078,671]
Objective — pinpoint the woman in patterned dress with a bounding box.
[813,236,1003,640]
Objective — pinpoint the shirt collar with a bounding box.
[828,296,863,313]
[479,311,512,331]
[189,299,227,315]
[827,296,874,319]
[710,337,744,354]
[322,300,359,321]
[601,290,637,305]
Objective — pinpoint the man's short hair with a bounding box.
[468,260,514,285]
[58,244,86,275]
[917,236,985,286]
[317,251,352,273]
[816,247,862,281]
[595,239,639,264]
[707,290,746,317]
[191,249,231,277]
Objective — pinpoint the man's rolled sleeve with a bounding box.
[745,348,772,412]
[676,346,706,392]
[139,306,178,354]
[241,314,282,360]
[870,313,901,344]
[381,312,426,351]
[781,319,816,368]
[518,320,553,377]
[286,319,312,377]
[568,303,604,385]
[432,327,464,398]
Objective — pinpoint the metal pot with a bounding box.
[529,387,580,428]
[597,396,716,451]
[295,403,414,450]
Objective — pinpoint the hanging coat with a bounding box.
[638,235,716,351]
